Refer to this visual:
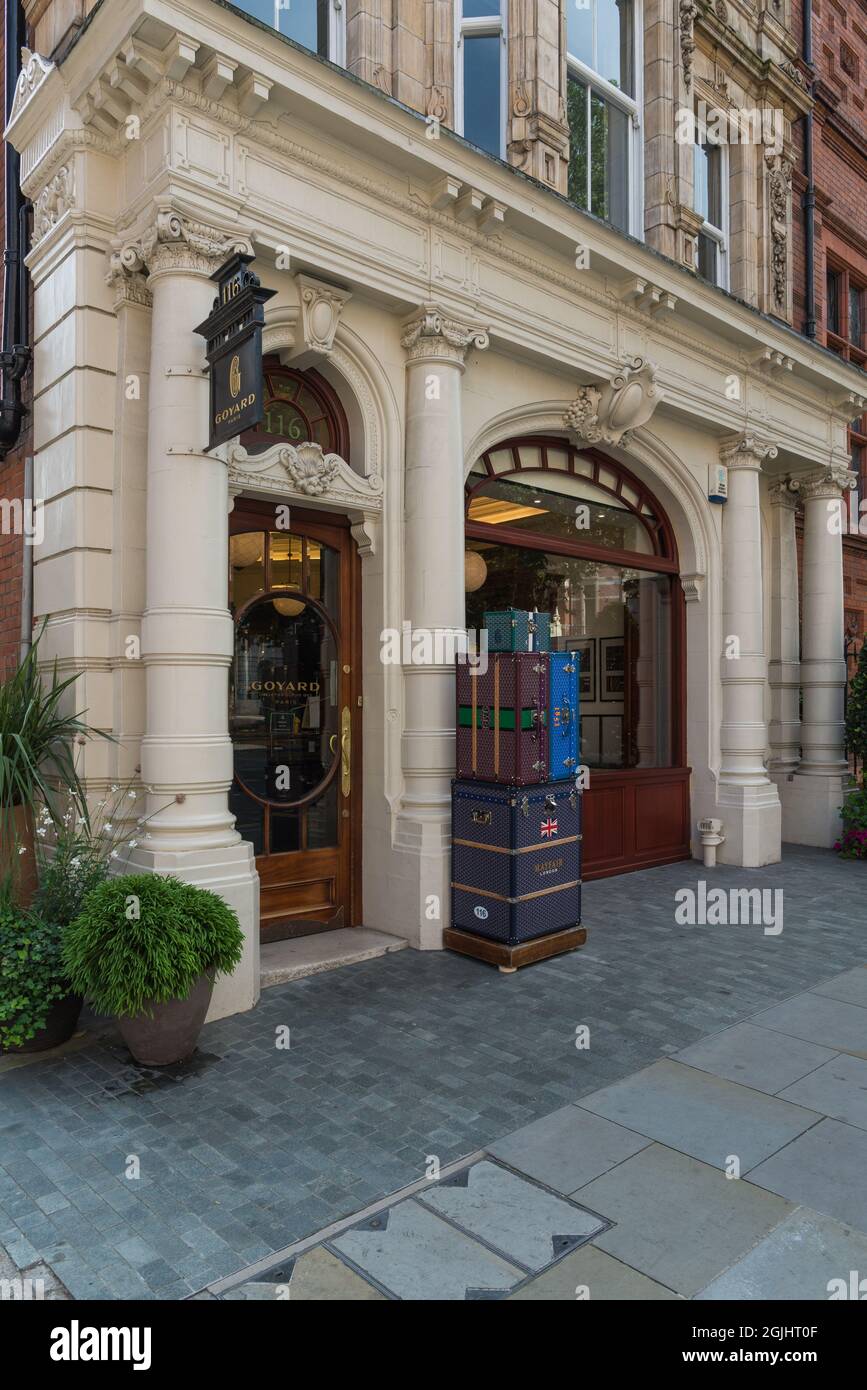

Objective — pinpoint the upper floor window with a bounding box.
[455,0,507,157]
[236,1,345,64]
[566,0,638,236]
[693,136,728,288]
[826,262,867,367]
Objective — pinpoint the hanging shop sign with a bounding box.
[194,252,276,451]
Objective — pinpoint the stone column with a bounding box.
[716,434,781,866]
[767,477,801,775]
[395,304,488,949]
[784,464,857,846]
[123,209,260,1019]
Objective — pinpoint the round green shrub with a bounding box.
[63,874,244,1018]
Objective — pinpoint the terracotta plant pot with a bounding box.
[2,993,84,1055]
[0,804,38,907]
[116,971,215,1067]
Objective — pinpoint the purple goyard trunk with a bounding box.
[455,653,549,785]
[451,780,583,945]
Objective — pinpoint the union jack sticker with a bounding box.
[541,817,558,839]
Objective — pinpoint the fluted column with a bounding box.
[395,304,488,948]
[767,477,802,774]
[118,209,260,1018]
[716,434,781,865]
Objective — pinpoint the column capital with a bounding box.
[401,303,490,365]
[800,464,858,501]
[719,432,778,470]
[112,207,253,285]
[768,475,802,509]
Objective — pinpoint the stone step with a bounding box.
[260,928,408,989]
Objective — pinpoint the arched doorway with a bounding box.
[229,363,361,940]
[465,436,691,877]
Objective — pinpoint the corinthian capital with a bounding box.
[800,464,858,501]
[401,304,490,364]
[768,476,801,509]
[114,207,253,282]
[719,432,778,470]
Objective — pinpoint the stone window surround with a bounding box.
[453,0,508,159]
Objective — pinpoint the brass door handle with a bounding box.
[341,705,351,797]
[329,733,338,756]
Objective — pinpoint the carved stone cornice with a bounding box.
[768,476,801,509]
[8,48,54,126]
[564,357,661,448]
[800,465,858,502]
[226,439,383,510]
[401,305,490,365]
[112,208,253,282]
[106,265,153,312]
[719,433,778,469]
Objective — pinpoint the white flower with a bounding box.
[37,826,47,838]
[97,800,107,810]
[103,823,113,833]
[17,846,26,855]
[70,857,81,868]
[110,850,119,860]
[129,840,139,849]
[128,791,137,801]
[110,785,119,793]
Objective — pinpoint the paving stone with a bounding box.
[747,1119,867,1232]
[577,1059,821,1171]
[750,993,867,1058]
[811,967,867,1009]
[777,1054,867,1131]
[417,1160,605,1270]
[224,1247,385,1301]
[672,1023,838,1095]
[488,1106,650,1194]
[578,1144,793,1297]
[696,1207,867,1300]
[508,1244,681,1301]
[332,1199,522,1299]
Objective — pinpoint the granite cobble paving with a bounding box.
[0,845,864,1300]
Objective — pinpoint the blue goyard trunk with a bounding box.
[548,652,580,781]
[451,780,583,945]
[484,609,552,653]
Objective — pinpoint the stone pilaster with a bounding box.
[716,433,781,866]
[644,0,678,259]
[767,477,802,777]
[782,464,857,847]
[120,208,260,1020]
[395,304,489,948]
[507,0,569,194]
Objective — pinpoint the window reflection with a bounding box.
[235,1,330,58]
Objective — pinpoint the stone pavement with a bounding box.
[0,845,865,1301]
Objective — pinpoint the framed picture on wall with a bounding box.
[568,638,596,703]
[581,714,601,766]
[600,637,625,701]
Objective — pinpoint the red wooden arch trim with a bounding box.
[241,357,350,459]
[466,436,679,568]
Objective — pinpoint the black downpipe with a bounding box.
[0,0,31,457]
[802,0,817,340]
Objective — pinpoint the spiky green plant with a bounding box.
[846,637,867,785]
[62,874,244,1018]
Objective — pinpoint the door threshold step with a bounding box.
[260,928,408,989]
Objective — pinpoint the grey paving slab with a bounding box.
[576,1059,821,1171]
[331,1199,522,1300]
[223,1247,385,1301]
[811,967,867,1009]
[750,993,867,1058]
[488,1105,650,1194]
[578,1144,794,1297]
[777,1054,867,1131]
[696,1207,867,1300]
[747,1118,867,1232]
[508,1244,680,1300]
[672,1023,837,1095]
[417,1160,605,1270]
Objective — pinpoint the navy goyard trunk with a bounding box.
[451,780,582,945]
[548,651,580,781]
[484,609,552,653]
[456,653,549,784]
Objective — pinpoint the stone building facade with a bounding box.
[2,0,865,1019]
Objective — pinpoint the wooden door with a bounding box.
[229,503,361,942]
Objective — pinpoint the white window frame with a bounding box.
[565,0,643,239]
[693,130,729,290]
[271,1,346,64]
[454,1,508,159]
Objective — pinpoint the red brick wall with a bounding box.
[0,7,32,677]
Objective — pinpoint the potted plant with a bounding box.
[0,881,80,1054]
[0,629,100,905]
[63,874,244,1066]
[835,787,867,861]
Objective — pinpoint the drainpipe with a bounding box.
[18,452,32,657]
[802,0,817,339]
[0,0,31,457]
